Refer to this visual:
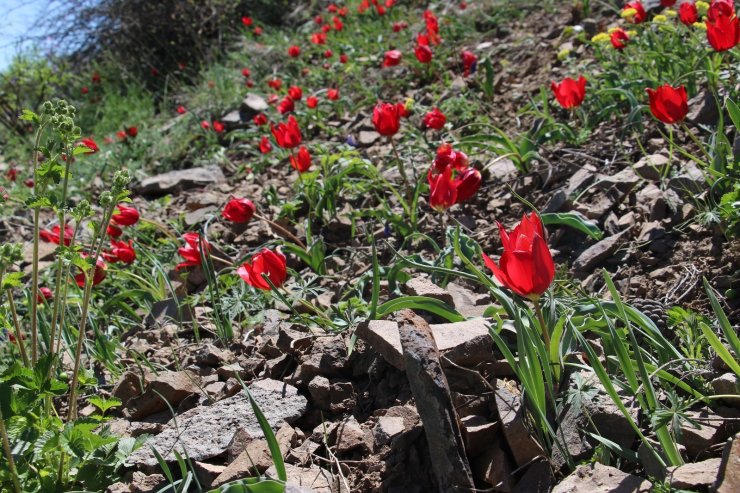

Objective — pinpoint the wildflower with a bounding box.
[201,120,210,130]
[253,26,263,36]
[253,113,267,126]
[271,115,302,149]
[177,105,187,114]
[392,21,408,32]
[176,232,210,270]
[708,0,735,21]
[242,16,253,26]
[277,96,295,114]
[324,49,333,58]
[327,88,339,100]
[4,167,17,181]
[289,146,312,173]
[423,108,447,130]
[37,287,53,303]
[415,43,433,63]
[372,102,402,136]
[213,120,225,133]
[288,45,301,57]
[622,1,647,23]
[551,76,587,109]
[74,255,108,287]
[105,239,136,264]
[679,2,699,25]
[646,84,688,124]
[461,50,477,76]
[661,0,676,6]
[307,96,319,108]
[222,197,256,223]
[242,68,251,77]
[333,16,344,30]
[591,32,611,43]
[237,248,288,290]
[382,49,402,67]
[112,204,140,226]
[340,53,348,63]
[40,224,74,246]
[107,224,123,238]
[267,78,283,90]
[610,28,630,49]
[311,32,327,44]
[288,86,303,101]
[260,136,272,154]
[706,7,740,51]
[81,86,89,95]
[125,126,138,138]
[483,213,555,300]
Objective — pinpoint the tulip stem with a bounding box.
[5,290,30,368]
[534,298,551,355]
[254,213,306,249]
[389,138,411,204]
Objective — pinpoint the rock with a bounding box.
[397,310,476,491]
[552,463,651,493]
[195,344,231,366]
[374,416,406,449]
[712,373,740,406]
[679,408,738,459]
[488,158,518,181]
[686,89,719,126]
[667,458,721,490]
[266,464,334,493]
[126,370,201,419]
[126,379,307,466]
[552,372,638,470]
[572,231,626,273]
[129,472,166,493]
[112,370,148,406]
[105,482,130,493]
[715,434,740,493]
[471,437,514,491]
[637,221,665,244]
[298,336,348,378]
[328,379,355,413]
[308,376,331,410]
[213,424,296,485]
[598,167,640,194]
[446,282,491,318]
[513,459,554,493]
[633,154,669,181]
[226,428,254,462]
[241,93,269,114]
[495,380,544,467]
[460,415,499,457]
[333,416,369,454]
[404,277,455,306]
[357,130,381,147]
[194,462,226,488]
[136,166,226,197]
[357,318,494,371]
[544,190,568,213]
[566,164,597,196]
[277,326,313,355]
[669,161,706,195]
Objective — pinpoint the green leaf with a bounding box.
[726,98,740,131]
[87,396,122,414]
[20,109,40,124]
[1,272,24,289]
[541,212,603,240]
[376,296,465,322]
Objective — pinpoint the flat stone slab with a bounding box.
[552,463,652,493]
[136,166,225,197]
[357,318,493,370]
[126,379,307,467]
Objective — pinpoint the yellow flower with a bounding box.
[404,98,414,112]
[664,10,677,18]
[620,8,637,20]
[591,32,611,43]
[697,1,709,16]
[653,14,667,24]
[627,30,637,37]
[693,21,707,30]
[557,48,571,61]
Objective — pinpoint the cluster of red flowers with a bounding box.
[427,144,481,211]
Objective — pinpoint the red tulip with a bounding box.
[253,113,267,126]
[623,1,647,23]
[372,102,402,137]
[288,86,303,101]
[176,232,210,270]
[433,143,469,173]
[424,10,441,45]
[415,44,433,63]
[116,130,127,141]
[237,248,288,290]
[112,204,140,226]
[74,255,108,287]
[288,45,301,57]
[37,287,54,303]
[428,165,458,210]
[92,72,101,84]
[242,16,253,26]
[396,102,410,118]
[382,49,402,67]
[260,136,272,154]
[222,197,256,223]
[177,105,187,114]
[392,21,408,32]
[267,94,279,105]
[5,167,17,181]
[289,146,312,173]
[423,108,446,130]
[427,145,480,211]
[339,53,348,64]
[267,78,282,90]
[483,213,555,300]
[708,0,735,22]
[107,224,123,238]
[324,49,333,58]
[461,50,477,76]
[307,96,319,108]
[455,167,482,203]
[40,224,74,246]
[241,68,251,78]
[679,2,698,25]
[327,88,339,100]
[314,14,324,24]
[277,96,295,114]
[551,76,587,109]
[125,126,138,138]
[610,28,630,50]
[81,86,89,95]
[333,17,344,30]
[80,137,99,154]
[201,120,210,130]
[213,120,225,133]
[253,26,263,36]
[646,84,688,124]
[105,239,136,264]
[311,32,327,44]
[24,178,34,188]
[706,9,740,51]
[271,115,302,149]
